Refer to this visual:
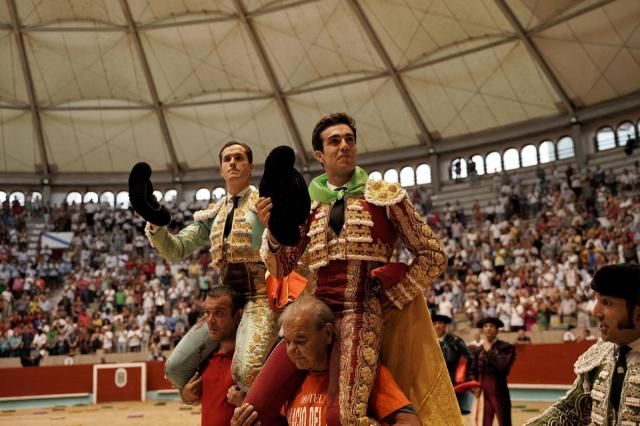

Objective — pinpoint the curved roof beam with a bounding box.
[232,0,309,166]
[167,93,274,109]
[138,0,321,31]
[119,0,181,177]
[164,88,272,106]
[530,0,618,34]
[0,97,29,109]
[22,19,126,32]
[495,0,576,116]
[347,0,434,147]
[250,0,322,17]
[402,36,518,73]
[402,34,516,71]
[285,71,388,96]
[138,12,237,31]
[39,103,153,112]
[6,0,50,177]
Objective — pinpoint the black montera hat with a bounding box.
[477,317,505,329]
[128,162,171,227]
[259,146,311,246]
[591,264,640,304]
[432,314,452,324]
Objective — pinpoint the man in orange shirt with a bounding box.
[231,296,420,426]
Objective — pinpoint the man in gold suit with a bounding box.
[249,112,461,425]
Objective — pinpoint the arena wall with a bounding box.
[509,341,594,385]
[0,361,172,400]
[0,343,593,400]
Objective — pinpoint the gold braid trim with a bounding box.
[193,198,225,223]
[364,179,406,206]
[384,198,447,308]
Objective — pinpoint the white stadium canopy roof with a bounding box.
[1,0,639,185]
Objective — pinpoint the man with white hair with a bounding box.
[232,296,421,426]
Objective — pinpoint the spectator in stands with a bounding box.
[496,295,512,331]
[32,327,48,354]
[577,295,593,329]
[580,328,597,341]
[0,330,8,357]
[115,325,127,353]
[127,323,142,352]
[7,329,21,357]
[562,326,577,342]
[514,329,532,344]
[559,291,577,326]
[66,326,79,354]
[510,300,525,332]
[158,326,172,352]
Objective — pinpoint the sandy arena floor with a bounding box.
[0,400,199,426]
[0,399,552,425]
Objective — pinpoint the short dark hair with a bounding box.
[218,140,253,164]
[206,285,246,314]
[311,112,357,153]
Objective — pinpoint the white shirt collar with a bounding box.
[625,336,640,353]
[327,182,350,192]
[227,186,251,202]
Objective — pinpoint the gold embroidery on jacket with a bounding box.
[620,364,640,422]
[364,180,405,206]
[232,298,276,391]
[338,271,382,425]
[307,199,393,271]
[209,199,261,268]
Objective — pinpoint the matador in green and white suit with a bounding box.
[148,185,276,392]
[147,143,277,394]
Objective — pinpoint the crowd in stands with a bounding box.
[410,163,639,340]
[0,197,215,360]
[0,163,639,360]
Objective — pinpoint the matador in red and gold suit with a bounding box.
[247,162,462,425]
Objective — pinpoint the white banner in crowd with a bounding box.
[40,232,73,249]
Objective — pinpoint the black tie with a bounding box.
[611,345,631,411]
[223,196,240,238]
[329,188,346,236]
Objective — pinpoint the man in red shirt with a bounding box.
[180,286,245,426]
[232,296,421,426]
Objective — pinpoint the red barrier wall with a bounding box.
[0,342,595,399]
[0,362,171,398]
[146,361,173,391]
[0,364,94,397]
[509,341,595,385]
[95,366,143,403]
